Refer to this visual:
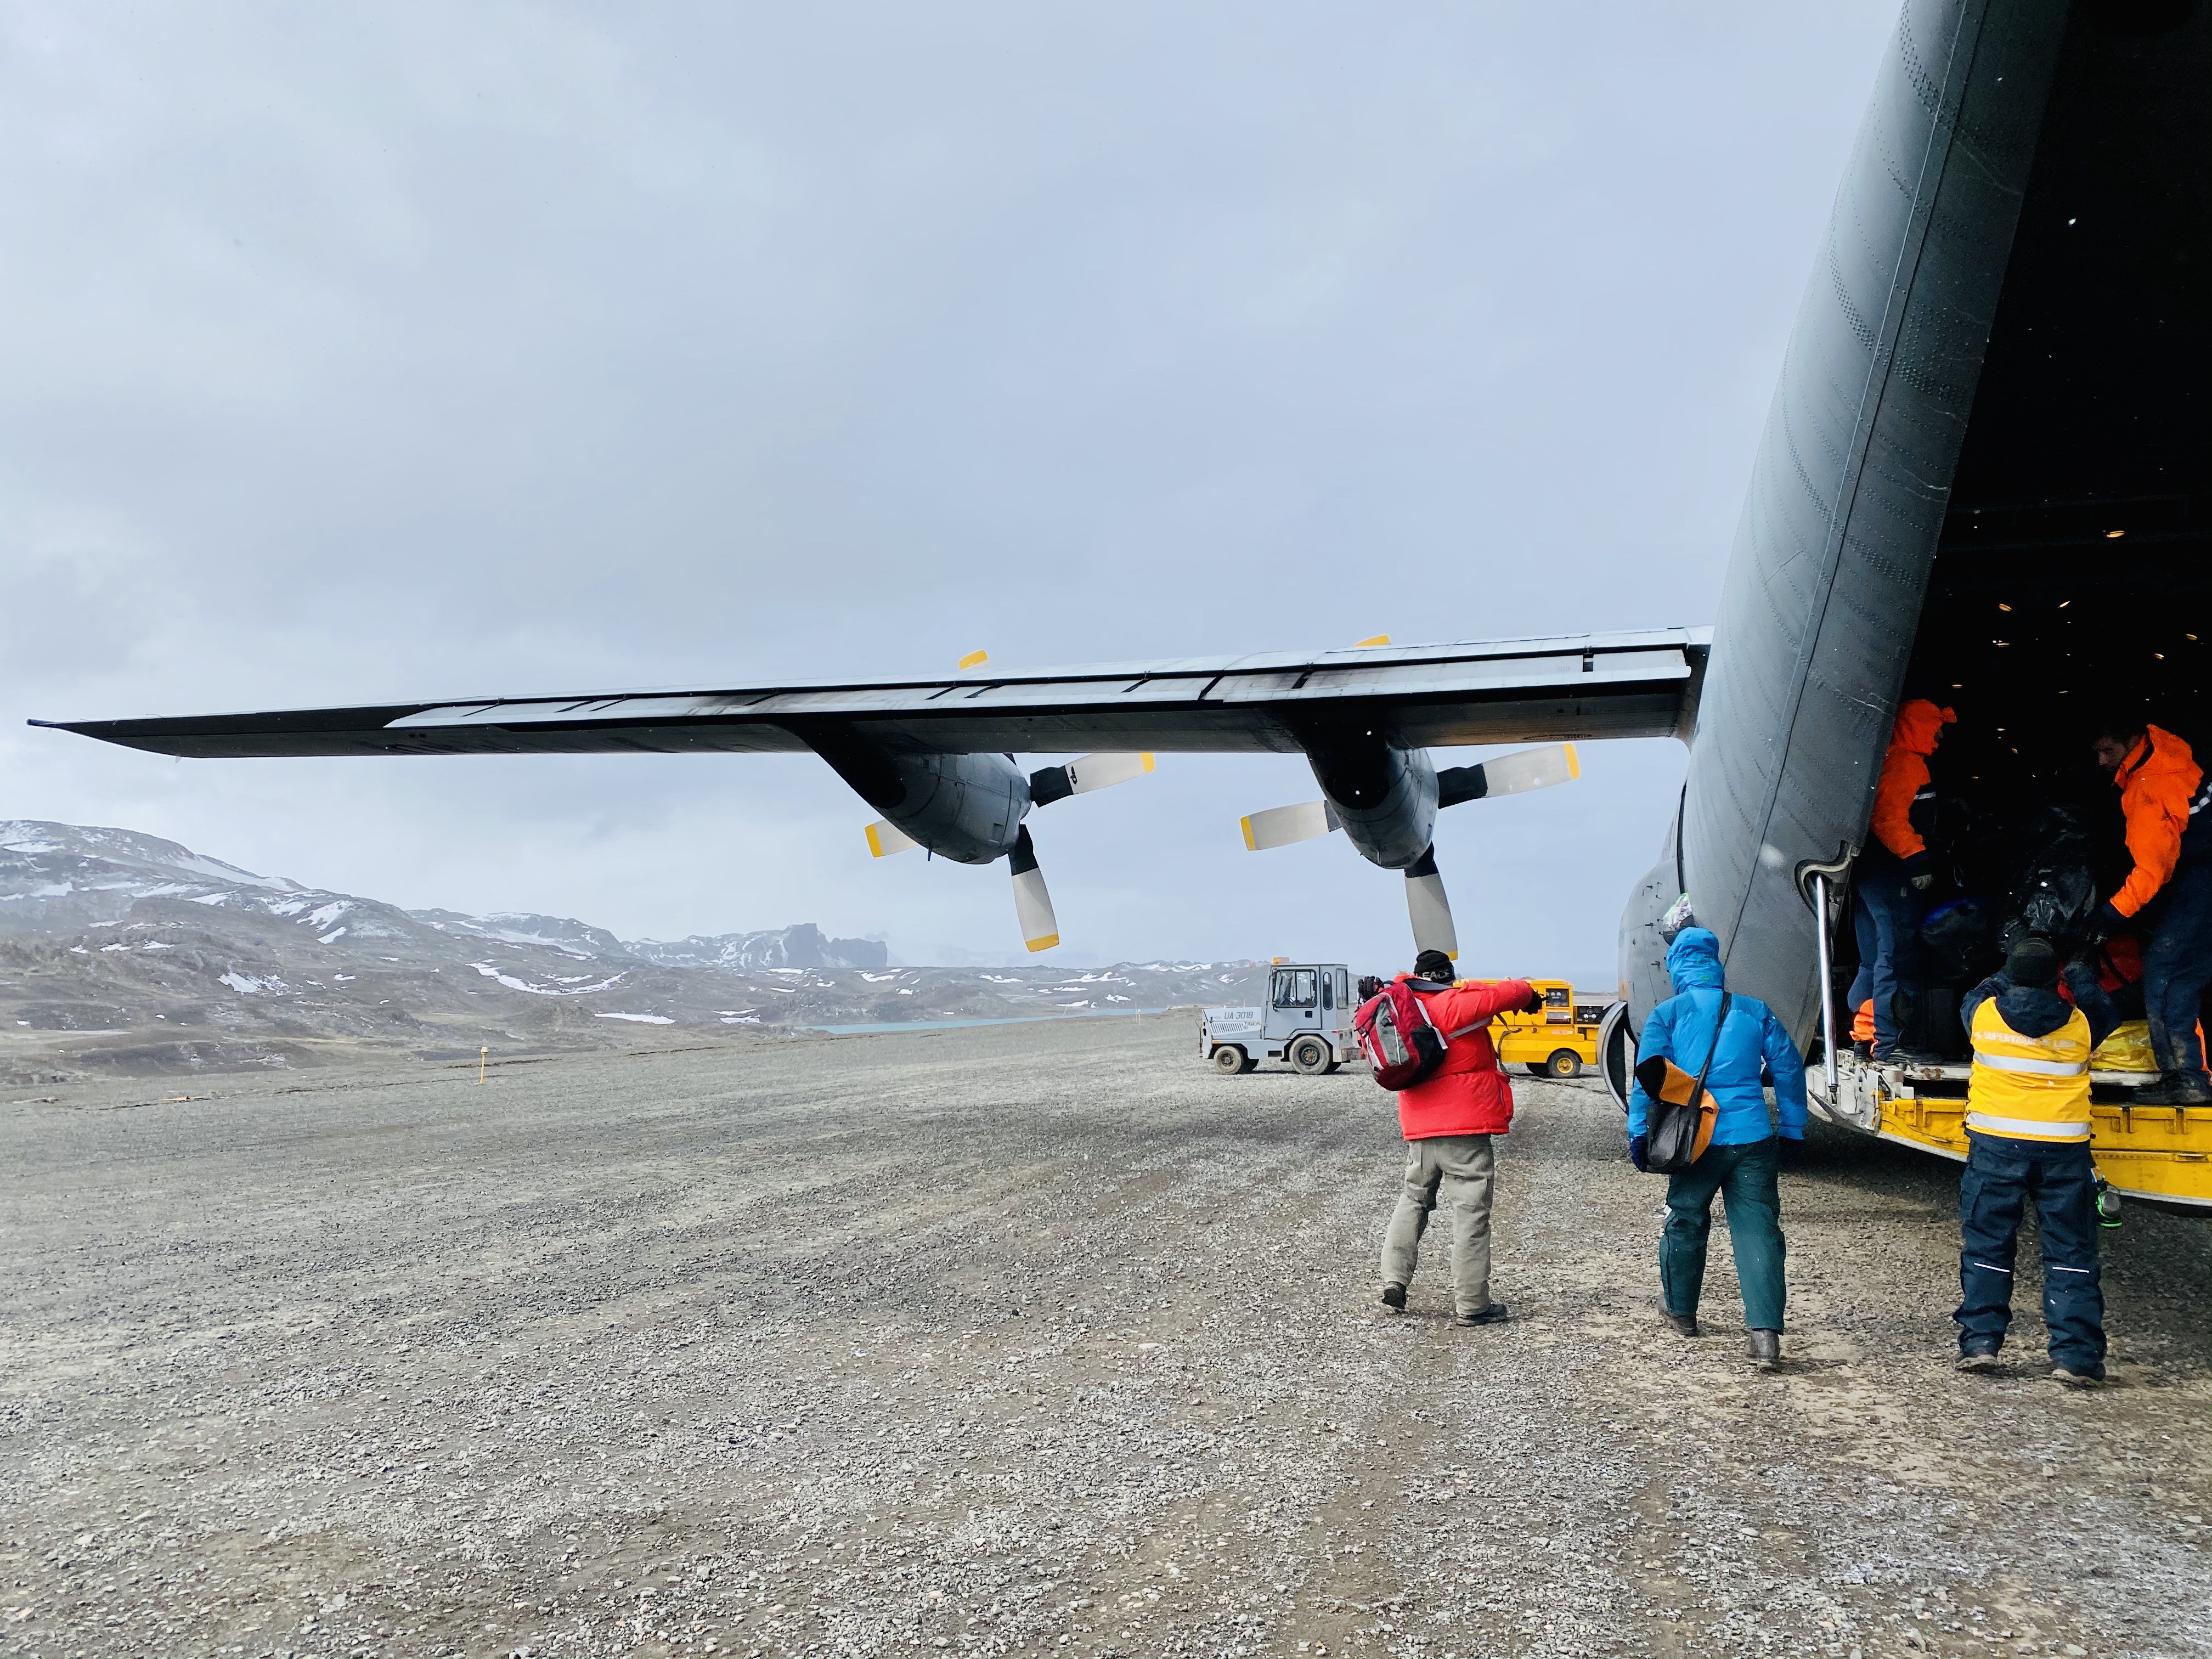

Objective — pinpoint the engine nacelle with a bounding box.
[1300,733,1437,870]
[807,730,1029,866]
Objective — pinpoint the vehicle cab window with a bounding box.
[1273,969,1317,1009]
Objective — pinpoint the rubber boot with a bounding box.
[1747,1329,1781,1371]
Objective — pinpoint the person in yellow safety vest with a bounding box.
[1954,936,2119,1387]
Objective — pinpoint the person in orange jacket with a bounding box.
[2091,718,2212,1104]
[1379,949,1543,1327]
[1848,699,1956,1060]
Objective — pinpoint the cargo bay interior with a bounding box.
[1862,2,2209,1059]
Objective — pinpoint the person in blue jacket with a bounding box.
[1627,927,1809,1370]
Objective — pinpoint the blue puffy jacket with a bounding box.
[1627,928,1808,1146]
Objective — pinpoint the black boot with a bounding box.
[1662,1310,1700,1338]
[1747,1329,1781,1371]
[2136,1073,2212,1106]
[1380,1283,1407,1313]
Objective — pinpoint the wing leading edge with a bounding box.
[32,627,1711,759]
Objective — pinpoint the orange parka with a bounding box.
[1869,700,1957,865]
[2109,725,2207,918]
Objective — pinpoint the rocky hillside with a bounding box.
[0,822,1262,1083]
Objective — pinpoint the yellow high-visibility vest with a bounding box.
[1966,997,2093,1143]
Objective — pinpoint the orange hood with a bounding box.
[1891,699,1957,758]
[2117,724,2198,791]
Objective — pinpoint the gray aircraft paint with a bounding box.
[1641,0,2069,1032]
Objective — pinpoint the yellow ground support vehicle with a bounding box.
[1813,1024,2212,1210]
[1491,980,1610,1079]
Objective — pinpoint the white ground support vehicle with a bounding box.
[1201,963,1357,1075]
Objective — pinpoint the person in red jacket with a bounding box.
[1379,949,1542,1327]
[2091,718,2212,1103]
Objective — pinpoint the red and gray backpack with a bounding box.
[1354,979,1489,1091]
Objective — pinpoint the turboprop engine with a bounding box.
[804,732,1153,953]
[1238,734,1581,960]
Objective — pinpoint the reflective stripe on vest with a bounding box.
[1966,1109,2094,1138]
[1966,998,2094,1142]
[1971,1050,2087,1077]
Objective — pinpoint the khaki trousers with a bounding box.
[1380,1133,1496,1316]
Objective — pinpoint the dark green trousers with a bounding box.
[1661,1137,1786,1331]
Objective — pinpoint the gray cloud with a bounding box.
[1,1,1895,973]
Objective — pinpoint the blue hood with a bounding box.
[1665,927,1728,994]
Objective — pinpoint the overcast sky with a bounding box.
[1,1,1897,978]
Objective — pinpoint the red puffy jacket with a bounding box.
[1394,975,1534,1141]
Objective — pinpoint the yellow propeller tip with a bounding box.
[865,825,887,857]
[1354,634,1391,648]
[957,648,989,670]
[1140,752,1155,772]
[1564,742,1582,780]
[1239,817,1257,852]
[1025,933,1060,952]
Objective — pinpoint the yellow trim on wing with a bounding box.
[1025,932,1060,952]
[1564,742,1582,780]
[957,648,989,670]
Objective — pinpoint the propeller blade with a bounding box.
[1009,825,1059,952]
[865,819,919,857]
[1404,846,1458,960]
[1029,752,1155,807]
[1239,799,1342,851]
[1436,742,1581,808]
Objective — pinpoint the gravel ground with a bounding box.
[3,1017,2208,1659]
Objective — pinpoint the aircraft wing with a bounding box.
[32,627,1709,759]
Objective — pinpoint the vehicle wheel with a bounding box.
[1524,1062,1549,1077]
[1212,1044,1253,1075]
[1546,1049,1583,1079]
[1597,1001,1635,1111]
[1290,1035,1331,1075]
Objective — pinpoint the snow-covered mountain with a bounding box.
[0,822,878,967]
[0,820,303,934]
[627,924,887,972]
[0,821,1263,1082]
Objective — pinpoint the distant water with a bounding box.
[809,1008,1176,1035]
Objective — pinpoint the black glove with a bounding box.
[1522,986,1546,1014]
[1357,975,1383,1002]
[1628,1133,1649,1173]
[1778,1136,1803,1170]
[2087,901,2126,943]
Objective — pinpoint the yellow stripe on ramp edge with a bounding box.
[1239,816,1257,851]
[1025,933,1060,952]
[1564,742,1582,779]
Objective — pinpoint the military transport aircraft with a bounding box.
[33,3,2210,1195]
